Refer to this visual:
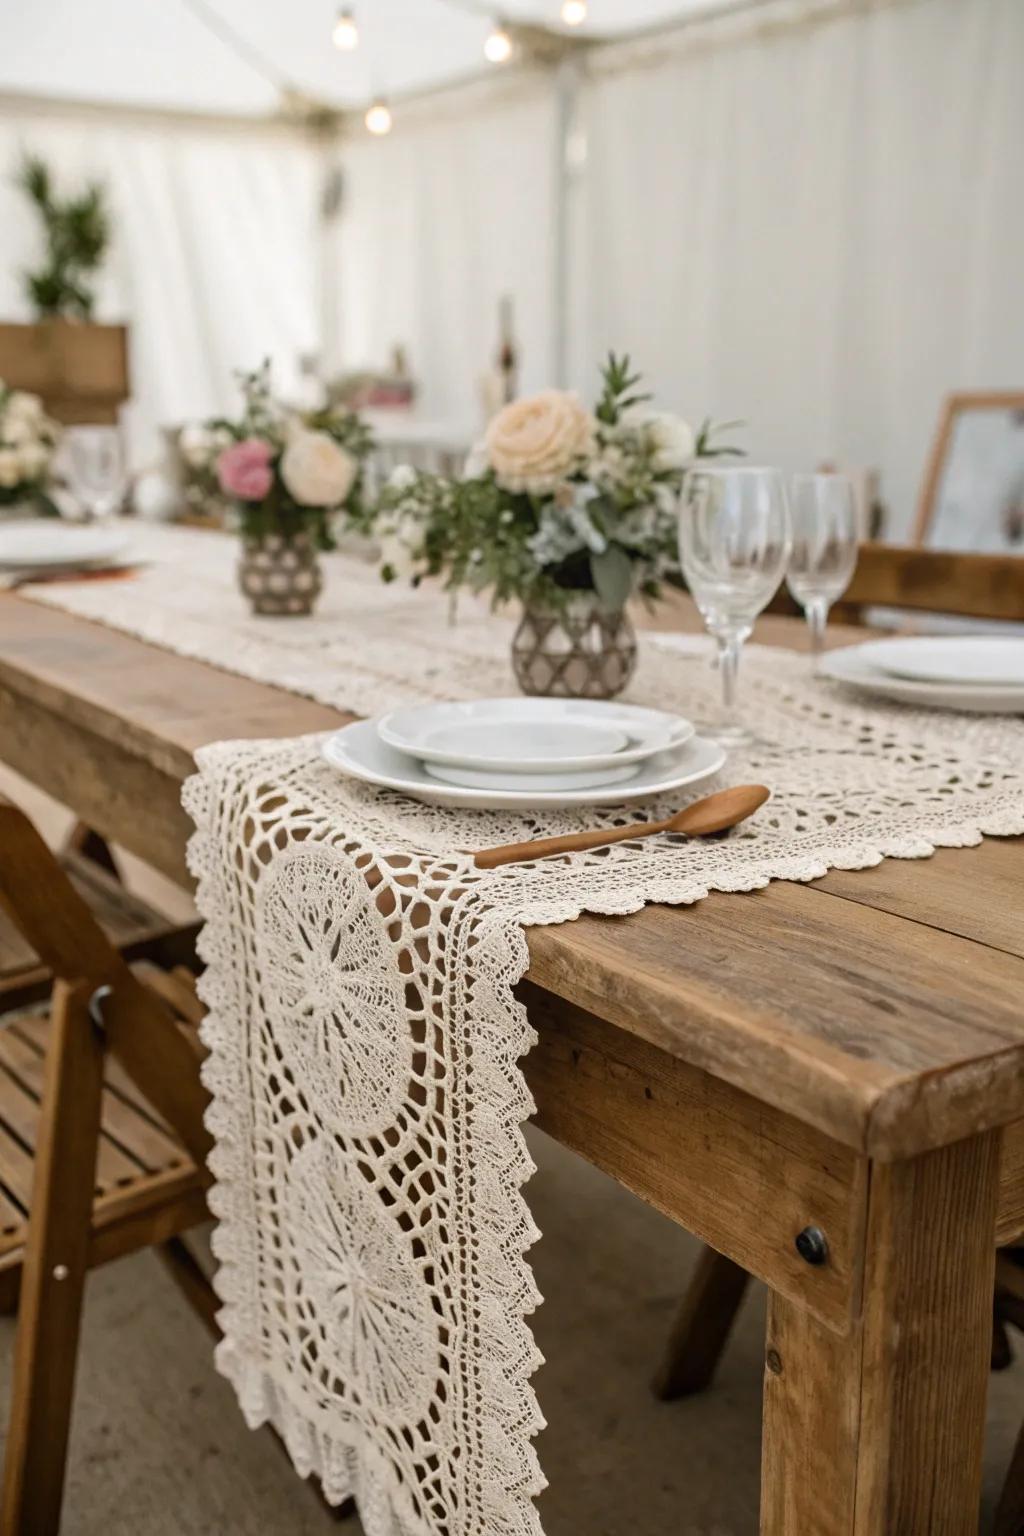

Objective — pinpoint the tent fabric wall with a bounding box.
[576,0,1024,533]
[0,109,322,460]
[334,76,558,434]
[1,0,1021,524]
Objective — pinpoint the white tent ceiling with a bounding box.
[0,0,726,117]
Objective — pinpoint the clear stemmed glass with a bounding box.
[786,473,858,665]
[65,426,126,520]
[678,466,791,747]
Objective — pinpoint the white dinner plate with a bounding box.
[820,645,1024,715]
[423,759,641,792]
[0,521,128,572]
[862,636,1024,688]
[321,721,726,809]
[376,697,694,773]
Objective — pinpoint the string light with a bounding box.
[483,21,513,63]
[332,7,358,48]
[560,0,587,23]
[365,98,393,134]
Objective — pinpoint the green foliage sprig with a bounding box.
[364,354,743,612]
[16,156,110,320]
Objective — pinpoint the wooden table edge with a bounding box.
[3,593,1023,1165]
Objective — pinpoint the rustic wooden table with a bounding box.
[1,591,1022,1534]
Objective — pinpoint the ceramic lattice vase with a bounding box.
[238,531,323,617]
[511,597,638,700]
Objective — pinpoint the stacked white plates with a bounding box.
[821,636,1024,715]
[0,521,130,579]
[321,697,727,809]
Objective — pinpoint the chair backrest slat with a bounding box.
[0,796,212,1165]
[0,798,119,985]
[839,543,1024,623]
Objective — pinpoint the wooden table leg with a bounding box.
[761,1131,999,1534]
[652,1247,751,1400]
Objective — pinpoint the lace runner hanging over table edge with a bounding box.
[183,694,1024,1536]
[24,526,1024,1535]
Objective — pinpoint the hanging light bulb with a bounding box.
[483,20,513,64]
[560,0,587,23]
[332,8,358,49]
[365,98,393,135]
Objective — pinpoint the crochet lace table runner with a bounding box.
[26,522,1024,1536]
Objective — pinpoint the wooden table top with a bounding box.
[1,591,1022,1164]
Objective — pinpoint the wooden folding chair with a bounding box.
[0,814,199,1017]
[0,795,213,1533]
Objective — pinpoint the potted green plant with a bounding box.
[363,355,740,698]
[0,156,127,425]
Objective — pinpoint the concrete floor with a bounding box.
[1,1128,1023,1535]
[1,769,1022,1533]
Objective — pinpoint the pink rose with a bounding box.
[216,438,274,502]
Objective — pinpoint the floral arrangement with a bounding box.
[0,382,61,512]
[179,362,373,545]
[367,355,739,610]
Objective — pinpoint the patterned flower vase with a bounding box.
[238,531,323,617]
[511,597,638,700]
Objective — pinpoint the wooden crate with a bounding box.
[0,321,129,424]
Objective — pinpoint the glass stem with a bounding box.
[716,630,743,729]
[806,597,829,668]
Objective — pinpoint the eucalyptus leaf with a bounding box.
[590,543,634,611]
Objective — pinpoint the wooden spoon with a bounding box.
[472,784,771,869]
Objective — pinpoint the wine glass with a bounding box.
[678,466,791,747]
[64,427,126,520]
[786,474,858,664]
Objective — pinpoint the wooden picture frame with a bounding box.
[913,391,1024,549]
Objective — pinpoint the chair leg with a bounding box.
[996,1417,1024,1536]
[652,1246,751,1401]
[1,979,106,1534]
[0,1266,21,1318]
[64,821,120,881]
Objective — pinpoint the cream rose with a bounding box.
[0,449,21,488]
[485,390,594,495]
[281,430,357,508]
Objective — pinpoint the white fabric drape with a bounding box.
[333,77,557,434]
[577,0,1024,534]
[2,0,1021,521]
[0,110,322,461]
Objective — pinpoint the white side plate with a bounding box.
[0,522,129,572]
[423,759,641,792]
[820,646,1024,714]
[862,636,1024,687]
[376,697,694,772]
[322,722,726,810]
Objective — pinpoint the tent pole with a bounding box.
[552,55,582,391]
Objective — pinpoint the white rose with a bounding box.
[0,449,21,488]
[17,443,48,478]
[179,423,220,469]
[485,390,595,495]
[387,464,417,492]
[6,390,43,424]
[379,513,426,580]
[2,415,36,447]
[645,412,695,472]
[281,429,357,508]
